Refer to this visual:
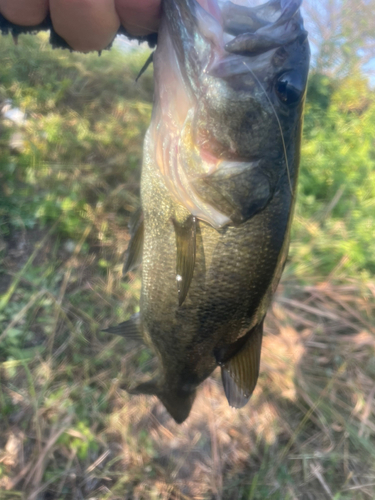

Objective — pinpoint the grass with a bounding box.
[0,32,375,500]
[0,218,374,499]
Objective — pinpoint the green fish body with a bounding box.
[111,0,310,423]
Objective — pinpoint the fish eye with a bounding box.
[275,73,303,105]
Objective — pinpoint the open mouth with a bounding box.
[151,0,308,229]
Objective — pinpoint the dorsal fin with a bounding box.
[221,321,263,408]
[136,51,154,82]
[123,209,144,275]
[102,313,142,340]
[172,215,197,306]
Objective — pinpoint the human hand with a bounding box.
[0,0,160,52]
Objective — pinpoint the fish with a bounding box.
[106,0,310,423]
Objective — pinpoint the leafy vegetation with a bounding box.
[0,33,152,242]
[0,25,374,500]
[291,71,375,279]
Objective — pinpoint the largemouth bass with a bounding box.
[108,0,310,423]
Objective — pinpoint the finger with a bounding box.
[50,0,121,52]
[0,0,48,26]
[116,0,160,36]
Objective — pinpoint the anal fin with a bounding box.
[172,215,197,306]
[221,321,263,408]
[102,313,141,340]
[123,208,144,275]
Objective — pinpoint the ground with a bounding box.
[0,224,374,500]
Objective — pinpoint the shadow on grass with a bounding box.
[0,225,374,500]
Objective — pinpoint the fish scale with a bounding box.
[108,0,310,423]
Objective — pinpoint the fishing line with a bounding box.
[242,61,294,196]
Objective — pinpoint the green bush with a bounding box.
[1,34,374,278]
[291,72,375,278]
[0,33,153,241]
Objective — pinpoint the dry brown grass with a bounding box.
[1,226,374,499]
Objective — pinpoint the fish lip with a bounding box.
[163,0,308,87]
[219,0,307,56]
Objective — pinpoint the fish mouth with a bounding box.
[223,2,307,57]
[152,0,308,229]
[175,0,307,59]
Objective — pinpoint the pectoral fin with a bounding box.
[221,322,263,408]
[172,215,197,306]
[102,313,142,340]
[123,208,144,275]
[192,161,273,225]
